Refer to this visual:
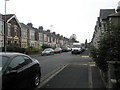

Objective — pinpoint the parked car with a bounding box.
[0,52,41,89]
[81,46,85,52]
[54,48,62,53]
[61,46,68,52]
[41,48,54,56]
[67,46,71,51]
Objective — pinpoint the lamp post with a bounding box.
[50,25,53,31]
[88,32,90,43]
[4,0,9,52]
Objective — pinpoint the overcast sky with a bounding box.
[0,0,119,43]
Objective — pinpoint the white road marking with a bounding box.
[81,56,89,57]
[37,64,68,88]
[88,65,93,88]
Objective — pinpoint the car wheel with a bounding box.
[31,72,41,88]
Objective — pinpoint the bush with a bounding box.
[89,45,98,60]
[93,24,120,72]
[24,46,41,54]
[42,44,53,50]
[2,46,25,53]
[31,46,40,52]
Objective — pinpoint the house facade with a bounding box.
[20,23,28,48]
[1,13,71,50]
[38,27,44,47]
[27,23,37,47]
[51,32,57,47]
[92,9,115,48]
[2,14,21,47]
[0,14,4,48]
[108,7,120,27]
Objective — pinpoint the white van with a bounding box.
[71,43,82,54]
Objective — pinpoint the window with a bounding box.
[23,56,32,64]
[30,30,35,40]
[8,41,11,46]
[23,31,26,37]
[0,21,3,34]
[1,56,9,68]
[39,33,43,41]
[8,24,11,36]
[9,55,32,70]
[14,25,17,36]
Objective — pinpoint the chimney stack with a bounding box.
[47,29,50,32]
[27,23,33,27]
[52,32,56,35]
[116,1,120,12]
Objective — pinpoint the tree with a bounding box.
[85,39,88,48]
[70,34,79,43]
[90,21,120,72]
[99,21,120,62]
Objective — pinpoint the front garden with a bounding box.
[89,23,120,88]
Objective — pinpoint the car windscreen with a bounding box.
[44,49,51,51]
[55,48,60,50]
[73,45,81,48]
[0,56,9,70]
[61,47,67,49]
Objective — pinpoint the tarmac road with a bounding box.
[38,63,106,88]
[31,50,106,89]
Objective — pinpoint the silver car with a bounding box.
[41,48,54,56]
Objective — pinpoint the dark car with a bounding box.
[41,48,54,56]
[0,52,41,89]
[61,46,68,52]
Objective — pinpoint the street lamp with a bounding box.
[4,0,9,52]
[88,32,90,43]
[50,25,53,31]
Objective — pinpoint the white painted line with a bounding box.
[81,56,89,57]
[37,64,68,88]
[88,65,93,88]
[82,64,88,65]
[90,64,95,66]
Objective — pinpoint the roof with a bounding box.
[108,12,120,17]
[2,14,14,21]
[2,14,21,28]
[20,23,28,29]
[0,52,26,57]
[100,9,115,20]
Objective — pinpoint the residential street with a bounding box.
[30,50,106,89]
[1,1,120,89]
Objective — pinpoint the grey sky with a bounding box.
[0,0,119,43]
